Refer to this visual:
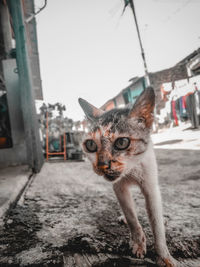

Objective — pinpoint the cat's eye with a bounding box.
[114,137,130,151]
[84,139,97,153]
[137,117,145,124]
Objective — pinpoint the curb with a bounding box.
[0,167,32,223]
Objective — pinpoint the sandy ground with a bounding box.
[0,127,200,266]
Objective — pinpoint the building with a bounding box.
[149,63,188,112]
[101,48,200,114]
[184,48,200,76]
[0,0,44,172]
[101,76,147,111]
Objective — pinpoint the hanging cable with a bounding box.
[25,0,47,23]
[34,0,47,16]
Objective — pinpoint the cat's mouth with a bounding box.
[93,165,121,182]
[104,172,121,182]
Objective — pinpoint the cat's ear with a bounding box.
[128,87,155,127]
[78,98,104,121]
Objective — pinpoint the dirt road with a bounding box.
[0,148,200,266]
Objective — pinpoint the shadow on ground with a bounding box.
[0,149,200,266]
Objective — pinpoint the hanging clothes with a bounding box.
[182,95,187,110]
[186,92,199,128]
[194,90,200,115]
[171,100,179,126]
[161,82,173,100]
[194,90,200,126]
[178,96,188,120]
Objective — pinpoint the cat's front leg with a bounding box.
[113,179,146,258]
[140,183,178,267]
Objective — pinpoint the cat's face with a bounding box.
[79,87,155,182]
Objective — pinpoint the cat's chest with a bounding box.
[120,162,146,185]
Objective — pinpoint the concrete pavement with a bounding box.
[152,123,200,150]
[0,149,200,266]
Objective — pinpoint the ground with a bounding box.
[0,127,200,266]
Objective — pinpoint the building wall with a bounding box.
[129,78,145,104]
[101,99,115,111]
[186,54,200,76]
[100,51,196,115]
[115,93,125,107]
[101,64,188,114]
[112,78,145,108]
[0,59,27,167]
[149,64,188,113]
[0,0,44,171]
[122,88,131,104]
[23,0,43,100]
[104,101,115,111]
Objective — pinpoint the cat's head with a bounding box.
[78,87,155,182]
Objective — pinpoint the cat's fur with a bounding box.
[78,87,177,267]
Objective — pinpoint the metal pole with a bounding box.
[129,0,150,86]
[63,133,66,160]
[128,0,158,131]
[46,111,49,161]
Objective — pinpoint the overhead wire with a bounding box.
[34,0,47,16]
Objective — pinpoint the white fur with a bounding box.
[112,139,177,266]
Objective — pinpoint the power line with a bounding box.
[123,0,150,86]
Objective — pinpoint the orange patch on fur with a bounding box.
[164,258,174,267]
[111,160,124,172]
[88,128,102,140]
[92,108,103,117]
[139,103,154,128]
[110,132,115,141]
[98,165,109,171]
[97,150,112,162]
[130,103,154,128]
[104,129,110,137]
[102,126,116,141]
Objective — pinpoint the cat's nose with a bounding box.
[98,160,111,170]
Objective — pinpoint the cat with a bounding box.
[78,87,177,267]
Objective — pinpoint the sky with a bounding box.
[35,0,200,121]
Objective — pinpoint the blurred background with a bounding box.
[0,0,200,167]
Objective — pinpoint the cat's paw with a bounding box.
[130,230,146,259]
[117,215,127,225]
[156,255,178,267]
[132,242,146,258]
